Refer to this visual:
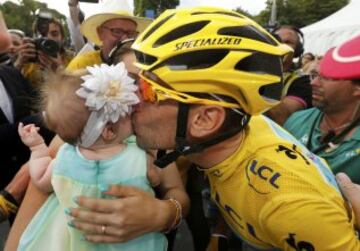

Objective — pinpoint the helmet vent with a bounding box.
[191,11,244,19]
[141,13,175,42]
[259,82,283,102]
[163,49,228,70]
[134,51,158,65]
[235,52,282,77]
[218,26,277,46]
[153,21,210,48]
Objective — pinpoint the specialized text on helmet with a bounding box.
[174,37,242,51]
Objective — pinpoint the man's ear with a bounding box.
[188,105,226,138]
[101,123,117,141]
[97,26,104,41]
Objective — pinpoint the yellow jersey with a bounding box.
[204,115,359,250]
[22,50,74,89]
[66,50,102,72]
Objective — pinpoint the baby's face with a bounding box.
[115,115,134,142]
[117,52,140,142]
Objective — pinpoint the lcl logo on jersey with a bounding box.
[246,160,281,193]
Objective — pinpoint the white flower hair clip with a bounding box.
[76,63,139,147]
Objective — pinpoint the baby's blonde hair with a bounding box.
[41,71,90,145]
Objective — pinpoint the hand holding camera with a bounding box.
[37,50,63,71]
[15,37,62,70]
[35,38,63,71]
[14,37,36,69]
[33,37,61,59]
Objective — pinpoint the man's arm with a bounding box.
[67,0,86,52]
[155,161,190,216]
[336,173,360,229]
[266,75,311,125]
[4,179,48,251]
[266,97,306,125]
[0,11,11,53]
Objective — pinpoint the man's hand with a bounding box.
[67,185,172,243]
[14,38,36,69]
[336,172,360,229]
[68,0,79,7]
[38,51,63,71]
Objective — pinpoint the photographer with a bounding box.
[14,13,74,91]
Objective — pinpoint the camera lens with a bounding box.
[34,38,60,58]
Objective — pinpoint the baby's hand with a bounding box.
[18,122,44,148]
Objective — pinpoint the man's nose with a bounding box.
[120,33,131,41]
[310,76,321,86]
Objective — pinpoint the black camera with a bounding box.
[33,38,60,58]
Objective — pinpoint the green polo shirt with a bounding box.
[284,108,360,183]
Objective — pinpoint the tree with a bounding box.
[134,0,179,17]
[255,0,349,28]
[234,6,254,19]
[0,0,66,37]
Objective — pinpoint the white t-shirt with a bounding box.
[0,78,14,123]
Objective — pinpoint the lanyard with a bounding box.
[306,111,360,154]
[306,112,325,154]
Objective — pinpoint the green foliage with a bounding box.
[0,0,67,37]
[134,0,179,17]
[255,0,349,28]
[234,6,254,19]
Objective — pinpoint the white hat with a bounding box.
[80,9,152,46]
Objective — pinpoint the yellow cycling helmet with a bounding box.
[132,6,292,115]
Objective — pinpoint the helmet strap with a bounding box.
[154,103,250,168]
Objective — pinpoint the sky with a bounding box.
[0,0,267,18]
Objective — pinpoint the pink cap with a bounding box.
[320,34,360,80]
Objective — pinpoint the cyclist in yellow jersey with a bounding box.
[130,7,359,250]
[67,7,360,250]
[205,115,356,250]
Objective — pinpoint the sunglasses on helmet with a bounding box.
[138,71,240,109]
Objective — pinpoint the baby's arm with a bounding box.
[18,123,54,193]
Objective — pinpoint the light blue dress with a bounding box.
[18,143,167,251]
